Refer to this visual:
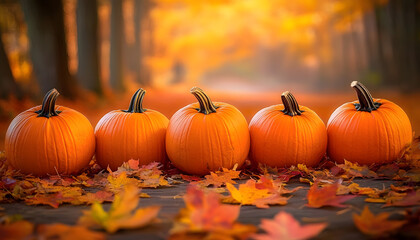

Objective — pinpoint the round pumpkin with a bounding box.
[166,87,250,175]
[249,91,327,167]
[95,89,169,170]
[5,89,95,176]
[327,81,412,164]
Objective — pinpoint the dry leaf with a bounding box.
[78,184,160,233]
[199,166,241,187]
[353,206,406,236]
[106,172,139,193]
[0,218,34,240]
[306,182,355,208]
[336,160,377,178]
[383,190,420,207]
[170,184,256,239]
[225,179,289,208]
[252,211,327,240]
[37,223,105,240]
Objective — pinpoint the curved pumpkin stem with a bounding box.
[281,91,303,116]
[351,81,381,112]
[36,89,61,118]
[125,88,146,113]
[190,87,218,114]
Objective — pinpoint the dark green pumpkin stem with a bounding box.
[351,81,381,112]
[281,91,303,116]
[124,88,146,113]
[36,88,61,118]
[190,87,218,114]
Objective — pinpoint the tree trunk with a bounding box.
[20,0,78,98]
[0,27,22,99]
[110,0,124,92]
[76,0,102,95]
[133,0,149,86]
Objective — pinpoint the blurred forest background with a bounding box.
[0,0,419,148]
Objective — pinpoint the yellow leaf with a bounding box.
[78,184,160,233]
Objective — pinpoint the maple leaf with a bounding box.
[78,184,160,233]
[37,223,105,240]
[399,136,420,168]
[170,185,256,239]
[252,211,327,240]
[336,160,377,178]
[353,206,406,236]
[225,179,289,208]
[306,182,356,208]
[181,174,201,182]
[135,162,170,188]
[25,192,78,208]
[106,172,139,193]
[255,176,302,195]
[76,190,114,205]
[383,190,420,207]
[0,216,34,240]
[199,165,241,187]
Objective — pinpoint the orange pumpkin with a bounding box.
[5,89,95,176]
[95,89,169,170]
[249,91,327,167]
[327,81,412,164]
[166,87,250,175]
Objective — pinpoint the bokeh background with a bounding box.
[1,0,419,149]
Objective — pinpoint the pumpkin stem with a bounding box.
[190,87,218,114]
[125,88,147,113]
[351,81,381,112]
[36,88,61,118]
[281,91,303,116]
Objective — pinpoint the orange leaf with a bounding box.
[252,211,327,240]
[170,184,256,239]
[106,172,139,193]
[225,179,290,208]
[25,192,78,208]
[77,190,114,205]
[199,166,241,187]
[336,160,377,178]
[384,190,420,207]
[0,220,34,240]
[353,206,406,236]
[184,184,240,230]
[306,182,355,208]
[37,223,105,240]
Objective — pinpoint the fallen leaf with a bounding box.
[25,192,78,208]
[77,190,114,205]
[252,211,327,240]
[383,190,420,207]
[306,182,356,208]
[106,172,138,193]
[0,216,34,240]
[37,223,105,240]
[181,174,201,182]
[199,165,241,187]
[225,179,289,208]
[78,184,160,233]
[336,160,377,178]
[170,184,256,239]
[353,206,406,236]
